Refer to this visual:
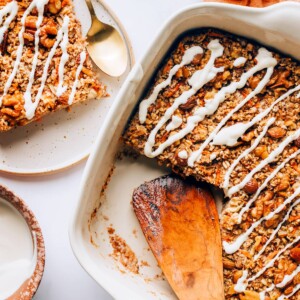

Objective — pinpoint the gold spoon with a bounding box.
[85,0,128,77]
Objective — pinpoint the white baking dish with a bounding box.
[70,2,300,299]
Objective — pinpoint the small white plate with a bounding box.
[0,0,134,175]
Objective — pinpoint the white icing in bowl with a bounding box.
[0,197,37,299]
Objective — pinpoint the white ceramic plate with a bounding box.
[0,0,133,175]
[70,2,300,299]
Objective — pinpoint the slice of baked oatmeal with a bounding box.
[124,29,300,299]
[0,0,106,131]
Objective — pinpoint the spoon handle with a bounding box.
[86,0,97,18]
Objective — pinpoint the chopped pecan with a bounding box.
[239,290,260,300]
[0,31,8,55]
[284,286,294,295]
[23,29,36,43]
[244,178,259,194]
[47,0,62,14]
[162,59,173,75]
[248,76,261,90]
[82,67,93,77]
[241,131,255,142]
[268,126,286,139]
[1,107,20,118]
[40,19,58,48]
[271,70,292,89]
[294,137,300,148]
[192,53,202,65]
[179,96,197,111]
[276,176,290,192]
[233,270,243,284]
[290,247,300,263]
[254,145,268,159]
[223,257,235,269]
[163,82,182,98]
[25,16,38,29]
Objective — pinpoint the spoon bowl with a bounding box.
[86,0,128,77]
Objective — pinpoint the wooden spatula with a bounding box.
[205,0,300,8]
[132,175,224,300]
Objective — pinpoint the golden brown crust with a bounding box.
[124,29,300,299]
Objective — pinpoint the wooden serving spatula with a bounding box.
[205,0,300,7]
[132,175,224,300]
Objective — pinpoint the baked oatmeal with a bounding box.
[124,29,300,299]
[0,0,106,131]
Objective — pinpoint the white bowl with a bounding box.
[0,185,45,300]
[70,2,300,299]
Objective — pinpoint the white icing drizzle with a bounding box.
[56,16,70,97]
[235,270,248,292]
[224,186,300,254]
[277,265,300,289]
[259,284,275,300]
[68,51,86,105]
[188,48,277,166]
[24,0,48,114]
[166,115,182,132]
[139,46,204,124]
[223,117,275,193]
[210,152,217,161]
[212,122,250,147]
[139,40,300,298]
[24,15,70,119]
[0,1,18,44]
[233,57,247,67]
[178,150,188,159]
[235,148,300,224]
[277,284,300,300]
[234,236,300,293]
[254,198,300,261]
[0,0,49,108]
[228,128,300,197]
[0,2,83,119]
[212,84,300,148]
[144,40,224,158]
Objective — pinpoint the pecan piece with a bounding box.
[276,176,290,192]
[268,126,286,139]
[271,70,292,89]
[239,290,260,300]
[47,0,62,14]
[23,29,36,43]
[25,16,38,29]
[254,145,268,159]
[1,107,20,118]
[0,31,8,55]
[294,136,300,148]
[192,53,202,65]
[179,96,197,111]
[244,178,259,194]
[223,257,235,269]
[290,247,300,263]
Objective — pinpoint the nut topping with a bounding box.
[267,126,286,139]
[290,247,300,263]
[244,178,259,194]
[294,137,300,148]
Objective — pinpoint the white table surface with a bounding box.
[0,0,200,299]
